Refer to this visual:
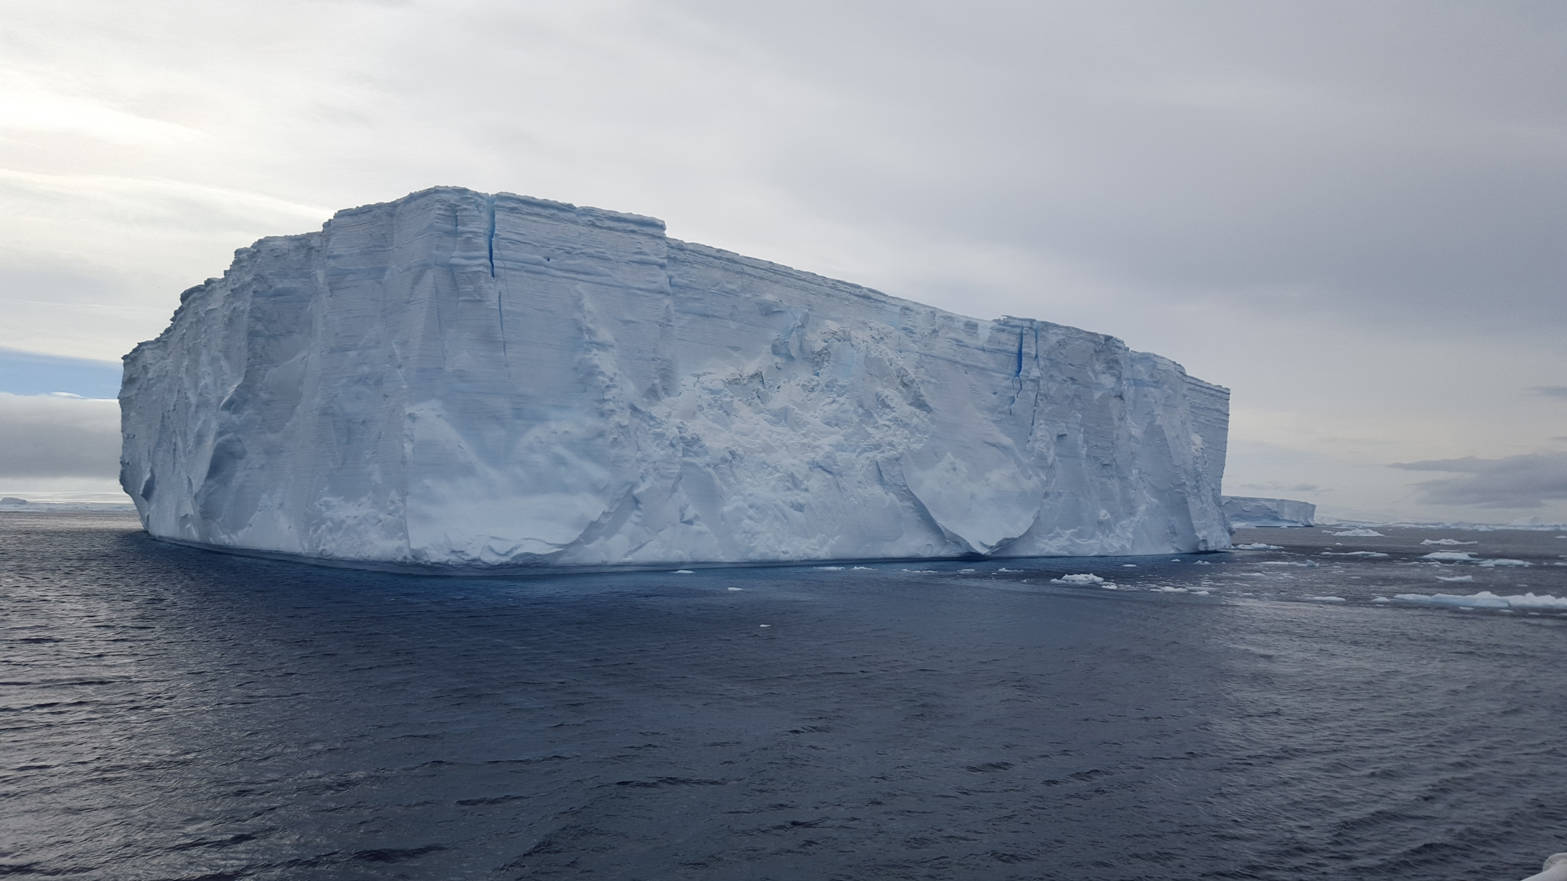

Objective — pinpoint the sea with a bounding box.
[3,511,1566,881]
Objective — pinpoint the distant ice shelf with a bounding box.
[1223,495,1316,529]
[120,187,1231,570]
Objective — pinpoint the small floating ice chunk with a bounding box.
[1421,538,1477,546]
[1304,595,1348,603]
[1422,551,1478,562]
[1121,563,1137,568]
[958,568,976,574]
[1234,543,1282,550]
[1259,560,1316,567]
[815,565,845,571]
[1476,558,1530,568]
[1191,559,1211,565]
[758,623,772,628]
[1435,574,1474,583]
[1321,551,1389,557]
[851,566,873,571]
[727,586,744,591]
[997,567,1021,573]
[672,569,695,574]
[1052,573,1105,585]
[1192,590,1211,596]
[1328,528,1384,537]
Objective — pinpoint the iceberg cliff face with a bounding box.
[120,187,1230,569]
[1223,496,1316,528]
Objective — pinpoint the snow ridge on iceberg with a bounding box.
[119,187,1230,570]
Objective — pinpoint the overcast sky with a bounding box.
[2,0,1564,522]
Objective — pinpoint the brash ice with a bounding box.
[119,188,1231,569]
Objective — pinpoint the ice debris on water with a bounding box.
[1422,551,1478,562]
[1393,591,1567,611]
[1328,528,1384,537]
[1421,538,1477,546]
[1234,543,1282,550]
[1052,573,1108,585]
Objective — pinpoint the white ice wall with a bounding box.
[120,187,1231,569]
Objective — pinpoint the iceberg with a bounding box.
[1223,495,1316,528]
[119,187,1231,570]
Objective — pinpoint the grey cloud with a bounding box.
[0,394,120,480]
[1232,482,1324,495]
[1391,452,1567,509]
[668,1,1567,337]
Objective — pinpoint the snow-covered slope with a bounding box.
[120,187,1230,569]
[1223,496,1316,528]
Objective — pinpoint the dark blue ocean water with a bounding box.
[3,512,1566,881]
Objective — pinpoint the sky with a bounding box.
[2,0,1564,522]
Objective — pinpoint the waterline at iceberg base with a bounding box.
[119,187,1230,570]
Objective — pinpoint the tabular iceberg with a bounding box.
[1223,496,1317,528]
[120,187,1230,570]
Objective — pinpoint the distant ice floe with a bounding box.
[1393,591,1567,611]
[672,569,695,574]
[1421,538,1478,546]
[727,586,744,591]
[1321,551,1389,557]
[1259,560,1317,567]
[1328,528,1384,537]
[1436,574,1475,583]
[1476,558,1530,568]
[1234,543,1282,550]
[815,566,845,571]
[1304,595,1348,604]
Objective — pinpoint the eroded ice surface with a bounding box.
[120,187,1230,569]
